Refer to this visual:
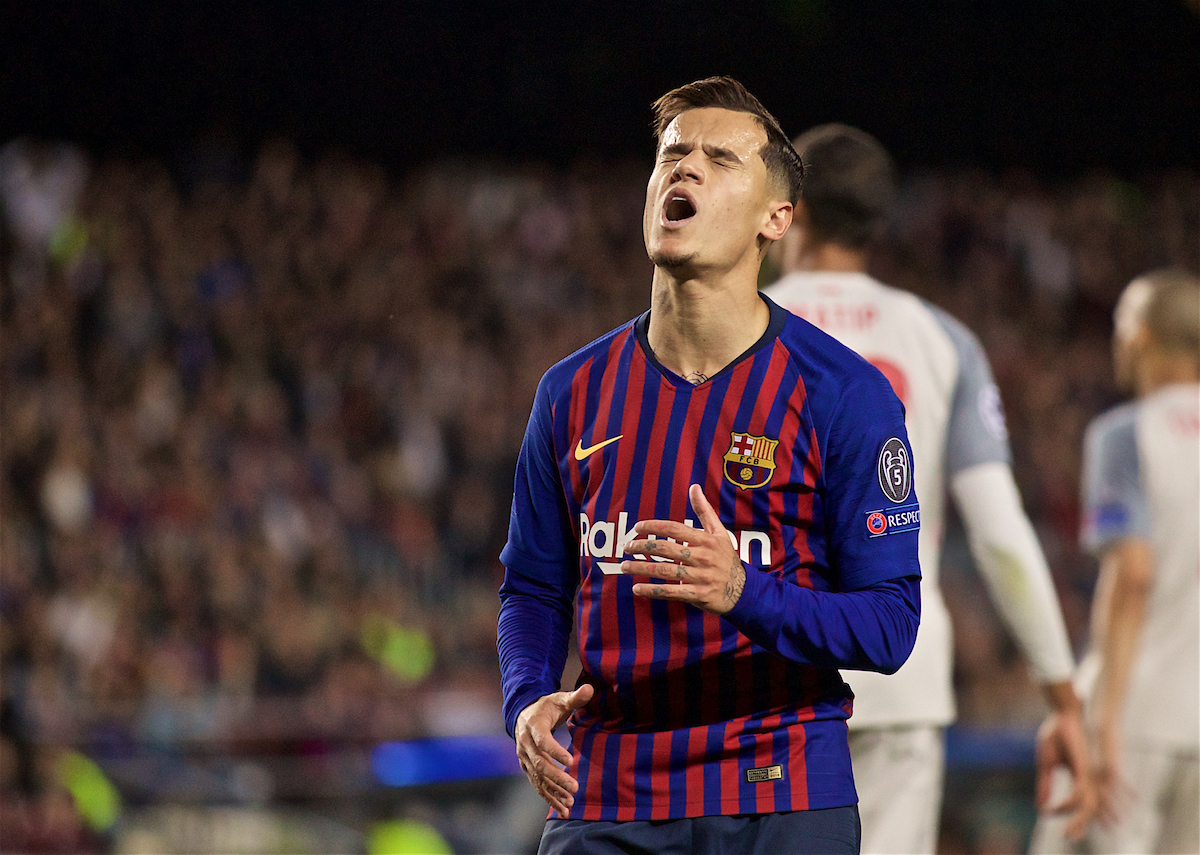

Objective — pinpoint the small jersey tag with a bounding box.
[745,764,783,783]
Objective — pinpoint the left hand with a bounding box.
[1034,690,1098,840]
[620,484,746,615]
[1093,719,1133,827]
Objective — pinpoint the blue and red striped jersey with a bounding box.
[500,295,920,819]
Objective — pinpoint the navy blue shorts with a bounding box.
[538,806,861,855]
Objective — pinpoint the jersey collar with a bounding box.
[634,293,787,389]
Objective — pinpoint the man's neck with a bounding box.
[1136,351,1200,397]
[789,241,868,275]
[646,266,770,384]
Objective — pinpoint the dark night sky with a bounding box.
[3,1,1198,176]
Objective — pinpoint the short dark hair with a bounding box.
[791,123,897,249]
[652,76,806,205]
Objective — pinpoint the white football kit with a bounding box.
[765,272,1076,854]
[1032,382,1200,855]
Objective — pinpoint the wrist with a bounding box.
[1042,680,1083,715]
[722,560,765,623]
[718,559,747,615]
[507,688,551,739]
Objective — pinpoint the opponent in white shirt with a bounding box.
[763,124,1093,854]
[1031,269,1200,854]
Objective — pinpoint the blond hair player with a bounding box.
[1031,269,1200,854]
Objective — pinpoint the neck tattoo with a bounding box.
[685,371,709,386]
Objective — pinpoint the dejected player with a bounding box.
[763,124,1094,854]
[497,78,921,854]
[1030,269,1200,855]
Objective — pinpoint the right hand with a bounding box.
[514,684,594,818]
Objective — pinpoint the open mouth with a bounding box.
[664,194,696,223]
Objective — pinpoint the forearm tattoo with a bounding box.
[723,558,745,610]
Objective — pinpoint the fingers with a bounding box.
[1065,753,1099,837]
[549,682,592,730]
[620,530,695,576]
[518,749,577,818]
[689,483,724,535]
[534,726,574,768]
[514,690,594,818]
[525,750,577,798]
[1063,799,1091,841]
[630,582,695,602]
[621,558,688,580]
[627,519,698,543]
[539,779,575,818]
[565,683,595,709]
[1045,785,1081,816]
[517,719,580,818]
[1060,776,1099,841]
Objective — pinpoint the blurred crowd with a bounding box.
[1,136,1196,852]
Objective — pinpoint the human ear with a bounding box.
[761,200,793,243]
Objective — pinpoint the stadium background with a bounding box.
[1,2,1197,853]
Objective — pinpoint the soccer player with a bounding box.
[762,124,1093,854]
[1030,269,1200,854]
[497,79,921,854]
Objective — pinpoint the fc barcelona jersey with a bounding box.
[500,295,920,818]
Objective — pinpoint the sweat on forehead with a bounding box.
[659,109,767,152]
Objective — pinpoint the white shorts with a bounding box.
[849,725,945,855]
[1029,745,1199,855]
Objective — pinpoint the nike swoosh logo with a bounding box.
[574,435,623,461]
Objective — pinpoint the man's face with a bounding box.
[643,107,786,277]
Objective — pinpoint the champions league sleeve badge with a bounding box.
[723,432,778,490]
[867,438,919,537]
[877,437,912,503]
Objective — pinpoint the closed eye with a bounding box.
[706,146,743,167]
[659,143,690,164]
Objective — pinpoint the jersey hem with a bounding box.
[561,793,859,821]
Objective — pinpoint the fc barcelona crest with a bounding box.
[723,432,778,490]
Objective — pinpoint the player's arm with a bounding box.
[937,308,1091,832]
[951,463,1090,831]
[952,463,1076,688]
[939,308,1077,691]
[496,373,588,818]
[1088,536,1152,820]
[726,565,920,674]
[625,369,922,674]
[498,568,591,818]
[1076,408,1151,822]
[498,569,575,736]
[624,485,920,674]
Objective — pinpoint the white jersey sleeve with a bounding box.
[951,463,1076,684]
[931,306,1012,474]
[933,307,1075,685]
[1080,403,1150,554]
